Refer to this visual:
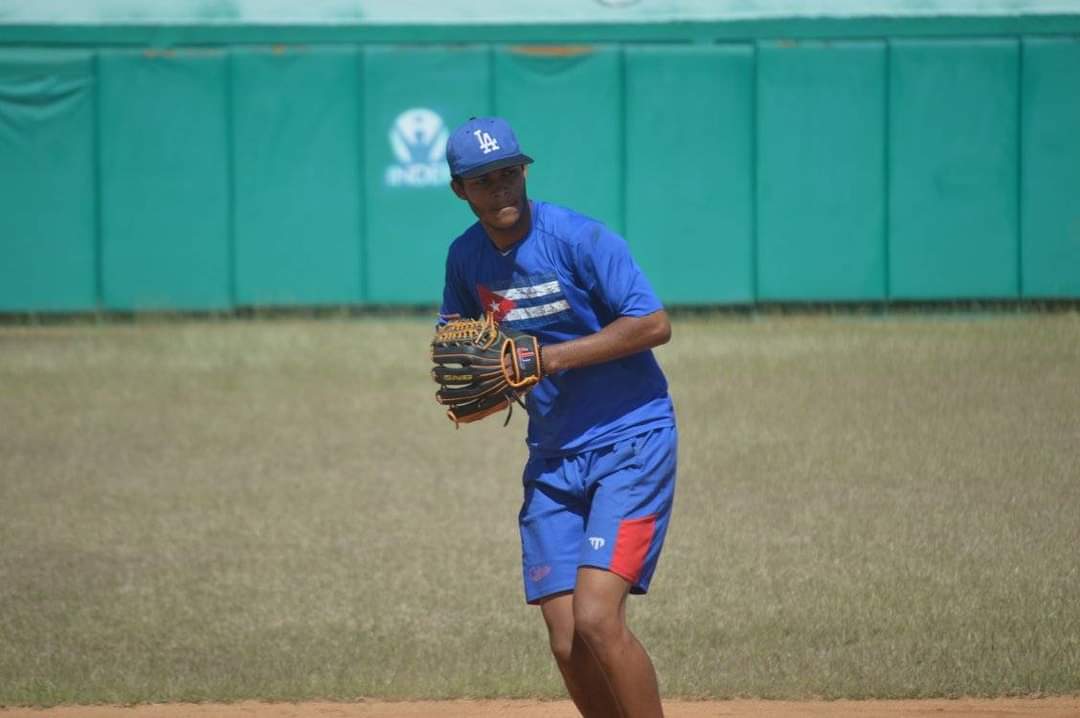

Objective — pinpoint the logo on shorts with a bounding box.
[588,537,606,550]
[528,565,552,582]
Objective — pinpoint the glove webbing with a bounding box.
[434,315,500,349]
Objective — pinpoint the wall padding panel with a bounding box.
[757,40,887,301]
[98,49,230,311]
[625,44,754,304]
[231,46,362,306]
[888,39,1020,300]
[1021,37,1080,298]
[0,49,96,311]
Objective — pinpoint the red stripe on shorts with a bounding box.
[609,514,657,584]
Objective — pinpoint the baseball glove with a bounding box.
[430,313,543,426]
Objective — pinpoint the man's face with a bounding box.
[452,165,528,230]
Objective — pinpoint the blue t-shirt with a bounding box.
[440,200,675,457]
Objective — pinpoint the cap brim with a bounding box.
[457,154,534,179]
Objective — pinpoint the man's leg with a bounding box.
[540,593,623,718]
[572,567,664,718]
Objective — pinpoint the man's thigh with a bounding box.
[519,455,587,604]
[578,426,678,594]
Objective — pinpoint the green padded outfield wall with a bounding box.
[889,39,1021,300]
[1022,37,1080,298]
[757,41,888,301]
[98,49,231,311]
[2,2,1080,311]
[0,49,96,312]
[231,46,363,307]
[625,45,755,304]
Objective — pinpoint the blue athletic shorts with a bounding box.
[518,425,678,604]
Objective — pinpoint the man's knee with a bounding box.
[548,629,575,666]
[572,593,622,647]
[541,594,577,667]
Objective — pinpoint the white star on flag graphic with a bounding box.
[477,285,516,322]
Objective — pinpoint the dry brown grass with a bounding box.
[1,314,1078,705]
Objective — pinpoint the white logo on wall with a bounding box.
[386,108,450,188]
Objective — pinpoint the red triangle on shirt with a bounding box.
[477,284,516,322]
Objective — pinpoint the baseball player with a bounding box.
[438,116,677,718]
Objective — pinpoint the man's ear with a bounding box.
[450,177,467,200]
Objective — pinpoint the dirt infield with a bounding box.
[3,699,1079,718]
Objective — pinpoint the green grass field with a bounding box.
[1,314,1078,706]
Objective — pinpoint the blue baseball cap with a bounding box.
[446,116,534,179]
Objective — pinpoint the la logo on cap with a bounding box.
[474,129,500,154]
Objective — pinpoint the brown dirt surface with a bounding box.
[2,698,1079,718]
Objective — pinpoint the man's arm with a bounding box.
[540,310,671,375]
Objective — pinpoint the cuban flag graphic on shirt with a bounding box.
[477,274,571,328]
